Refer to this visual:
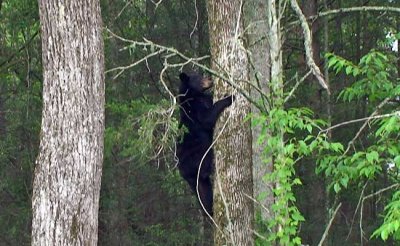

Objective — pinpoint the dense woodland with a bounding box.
[0,0,399,245]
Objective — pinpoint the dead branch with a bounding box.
[284,70,312,103]
[359,183,400,245]
[317,6,400,19]
[346,182,368,241]
[289,0,330,94]
[318,203,342,246]
[320,111,400,134]
[343,98,390,156]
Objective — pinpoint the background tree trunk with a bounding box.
[207,0,254,245]
[267,0,285,241]
[244,0,274,225]
[32,0,105,244]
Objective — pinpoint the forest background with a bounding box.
[0,0,399,245]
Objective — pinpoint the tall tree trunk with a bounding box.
[207,0,254,245]
[32,1,105,245]
[267,1,288,243]
[244,0,274,224]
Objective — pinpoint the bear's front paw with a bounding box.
[224,94,236,106]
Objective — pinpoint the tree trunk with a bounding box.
[32,1,105,245]
[207,0,254,245]
[244,0,274,224]
[267,0,286,243]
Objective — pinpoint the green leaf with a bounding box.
[327,56,338,68]
[331,142,344,153]
[345,65,352,75]
[334,183,341,193]
[394,156,400,167]
[352,67,361,76]
[306,124,312,133]
[340,176,349,188]
[366,151,379,163]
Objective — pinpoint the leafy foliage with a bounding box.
[253,107,339,245]
[321,50,400,241]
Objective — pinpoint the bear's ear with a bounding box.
[179,72,189,83]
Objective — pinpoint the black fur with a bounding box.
[177,72,234,216]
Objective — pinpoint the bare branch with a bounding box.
[318,6,400,19]
[105,28,265,111]
[346,181,368,241]
[0,29,39,69]
[318,203,342,246]
[289,0,330,94]
[359,183,400,244]
[363,183,400,201]
[343,98,390,156]
[320,111,400,134]
[287,6,400,28]
[284,70,312,103]
[106,49,165,79]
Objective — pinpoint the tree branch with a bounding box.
[320,111,400,134]
[105,28,265,111]
[284,70,312,103]
[359,183,400,244]
[343,98,390,156]
[287,6,400,27]
[289,0,330,94]
[318,203,342,246]
[318,6,400,19]
[0,29,39,69]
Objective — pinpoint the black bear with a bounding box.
[177,71,234,216]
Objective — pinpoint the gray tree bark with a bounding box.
[32,0,105,245]
[267,0,285,242]
[244,0,274,223]
[207,0,254,245]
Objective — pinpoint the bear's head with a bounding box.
[179,72,213,93]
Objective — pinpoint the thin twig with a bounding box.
[107,49,165,79]
[0,29,39,69]
[114,0,133,20]
[318,6,400,19]
[358,183,399,244]
[363,183,400,201]
[343,98,390,156]
[284,70,312,103]
[346,181,368,240]
[321,111,399,134]
[287,6,400,28]
[318,203,342,246]
[105,28,264,111]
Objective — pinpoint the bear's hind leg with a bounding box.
[197,177,213,216]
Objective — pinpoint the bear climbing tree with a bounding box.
[176,72,234,216]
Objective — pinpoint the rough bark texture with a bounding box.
[244,0,274,223]
[207,0,254,245]
[32,1,105,245]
